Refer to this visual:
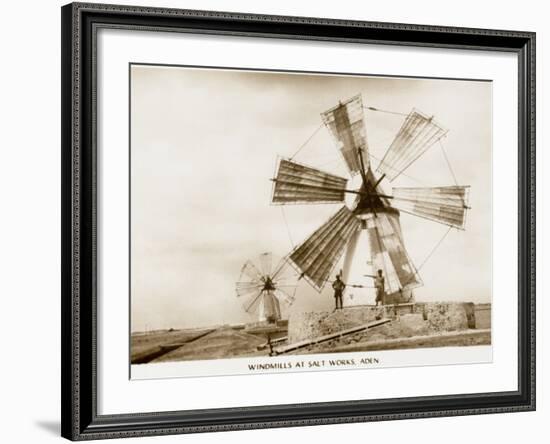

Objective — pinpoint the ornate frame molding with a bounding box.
[61,2,535,440]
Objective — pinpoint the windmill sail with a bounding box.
[271,257,300,292]
[391,186,470,229]
[377,109,447,181]
[236,260,265,298]
[321,94,369,175]
[272,159,348,205]
[242,289,264,314]
[288,206,361,291]
[366,211,422,294]
[273,288,295,306]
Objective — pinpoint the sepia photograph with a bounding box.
[129,64,492,378]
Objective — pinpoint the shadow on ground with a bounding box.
[35,420,59,436]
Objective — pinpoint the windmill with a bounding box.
[270,94,470,306]
[235,252,298,323]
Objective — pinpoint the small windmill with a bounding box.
[235,252,298,323]
[271,94,470,305]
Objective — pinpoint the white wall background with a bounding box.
[0,0,545,442]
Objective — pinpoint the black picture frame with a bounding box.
[61,2,536,440]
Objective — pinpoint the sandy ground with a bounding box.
[131,325,491,363]
[131,304,491,363]
[153,327,269,362]
[131,328,214,363]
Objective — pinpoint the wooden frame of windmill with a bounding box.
[270,94,470,308]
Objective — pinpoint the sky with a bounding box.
[130,64,492,332]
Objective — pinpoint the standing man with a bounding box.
[332,274,346,310]
[365,269,385,306]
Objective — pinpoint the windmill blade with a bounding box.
[242,289,265,314]
[321,94,369,176]
[272,159,348,205]
[274,288,296,307]
[288,206,361,292]
[376,109,447,181]
[236,281,264,291]
[271,254,299,282]
[271,262,300,293]
[238,259,264,283]
[391,186,470,229]
[235,281,264,298]
[259,252,273,276]
[367,211,422,293]
[235,260,264,299]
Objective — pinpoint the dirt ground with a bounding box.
[152,327,269,362]
[131,304,492,363]
[131,327,273,363]
[131,328,214,363]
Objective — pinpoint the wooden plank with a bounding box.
[258,336,289,350]
[273,318,391,355]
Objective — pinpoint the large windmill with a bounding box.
[235,252,298,323]
[271,94,470,306]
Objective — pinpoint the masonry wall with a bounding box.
[288,302,485,344]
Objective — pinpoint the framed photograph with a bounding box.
[61,2,535,440]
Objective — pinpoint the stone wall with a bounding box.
[288,302,485,344]
[474,303,492,329]
[287,306,384,344]
[421,302,476,331]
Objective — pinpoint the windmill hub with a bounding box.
[350,169,400,220]
[262,276,276,292]
[354,180,386,214]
